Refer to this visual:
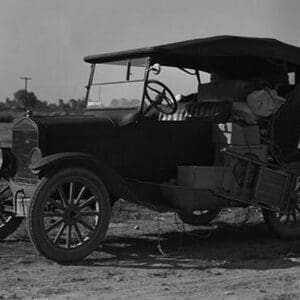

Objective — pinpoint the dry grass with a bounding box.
[0,111,14,123]
[0,122,12,146]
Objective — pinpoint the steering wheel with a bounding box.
[144,80,177,114]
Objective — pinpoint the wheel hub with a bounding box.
[63,205,80,225]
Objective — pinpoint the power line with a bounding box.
[20,77,31,91]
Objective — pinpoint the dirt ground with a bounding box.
[0,201,299,300]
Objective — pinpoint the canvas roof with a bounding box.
[84,35,300,74]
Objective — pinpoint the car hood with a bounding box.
[13,115,119,158]
[30,115,116,128]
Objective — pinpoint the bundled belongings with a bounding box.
[196,79,286,124]
[246,88,286,117]
[231,102,258,125]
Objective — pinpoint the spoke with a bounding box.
[75,186,86,205]
[292,210,297,224]
[48,197,65,211]
[66,225,72,248]
[45,218,63,233]
[43,211,64,217]
[277,211,284,221]
[77,218,95,232]
[69,182,74,204]
[0,184,9,196]
[74,223,84,243]
[80,206,93,213]
[53,223,66,244]
[79,196,96,210]
[295,177,300,191]
[80,211,101,217]
[57,185,67,207]
[80,211,101,216]
[147,85,162,94]
[0,211,7,224]
[284,211,291,224]
[164,96,173,106]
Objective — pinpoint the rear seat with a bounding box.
[159,80,256,122]
[159,101,232,123]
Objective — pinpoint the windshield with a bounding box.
[86,58,148,109]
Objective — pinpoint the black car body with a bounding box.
[1,35,299,262]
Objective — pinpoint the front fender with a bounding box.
[29,152,97,172]
[29,152,134,203]
[0,147,17,178]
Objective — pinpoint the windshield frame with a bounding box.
[84,57,151,111]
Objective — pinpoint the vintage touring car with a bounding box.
[0,36,299,262]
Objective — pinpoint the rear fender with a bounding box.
[29,152,133,203]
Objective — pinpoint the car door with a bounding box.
[119,117,214,182]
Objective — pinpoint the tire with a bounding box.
[28,167,111,263]
[178,208,221,226]
[263,161,300,239]
[0,183,23,239]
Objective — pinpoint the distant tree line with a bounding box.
[1,89,85,114]
[110,98,140,107]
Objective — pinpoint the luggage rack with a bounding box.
[214,149,294,213]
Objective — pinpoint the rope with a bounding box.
[155,212,216,256]
[156,213,167,256]
[155,213,184,256]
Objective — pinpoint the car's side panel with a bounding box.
[118,119,214,181]
[12,115,215,206]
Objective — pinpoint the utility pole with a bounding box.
[20,76,31,111]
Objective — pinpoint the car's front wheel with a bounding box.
[28,167,111,263]
[0,182,23,239]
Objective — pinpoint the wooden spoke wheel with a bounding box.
[263,161,300,239]
[28,168,111,263]
[0,182,23,239]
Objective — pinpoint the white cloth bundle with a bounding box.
[246,88,286,117]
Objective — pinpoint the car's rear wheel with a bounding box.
[263,161,300,239]
[0,182,23,239]
[28,167,111,263]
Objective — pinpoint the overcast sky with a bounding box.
[1,0,300,103]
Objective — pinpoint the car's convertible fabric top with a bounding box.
[84,35,300,74]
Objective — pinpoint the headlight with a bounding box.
[29,148,42,164]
